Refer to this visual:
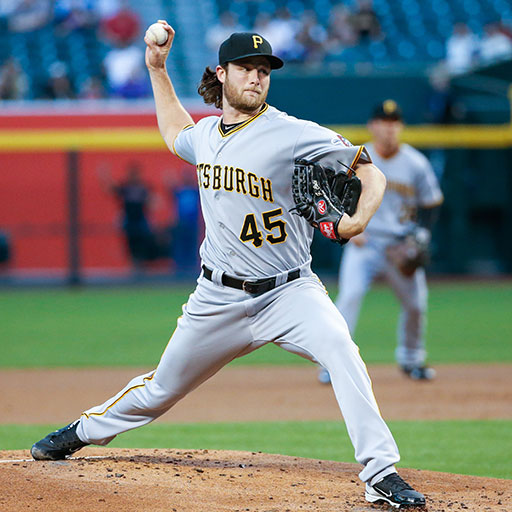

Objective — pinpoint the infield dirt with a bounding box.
[1,364,511,511]
[0,364,510,423]
[1,448,511,511]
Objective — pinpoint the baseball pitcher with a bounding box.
[31,25,426,509]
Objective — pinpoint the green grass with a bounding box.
[2,420,510,479]
[1,281,511,367]
[352,280,512,364]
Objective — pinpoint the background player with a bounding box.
[319,100,443,385]
[31,26,426,509]
[97,161,160,269]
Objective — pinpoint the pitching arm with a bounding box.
[144,20,194,153]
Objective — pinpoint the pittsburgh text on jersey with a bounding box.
[196,163,274,203]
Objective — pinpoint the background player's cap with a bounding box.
[371,100,403,121]
[218,32,284,69]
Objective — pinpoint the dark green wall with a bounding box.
[269,70,512,275]
[268,71,433,124]
[269,64,511,125]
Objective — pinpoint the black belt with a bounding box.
[202,265,300,295]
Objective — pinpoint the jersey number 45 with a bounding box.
[239,208,287,248]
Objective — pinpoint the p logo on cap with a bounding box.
[371,99,403,121]
[252,35,263,48]
[383,100,398,115]
[218,32,284,69]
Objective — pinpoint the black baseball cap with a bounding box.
[218,32,284,69]
[371,99,403,121]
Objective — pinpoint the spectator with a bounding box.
[426,66,456,124]
[0,58,28,100]
[205,11,246,56]
[7,0,51,32]
[100,0,139,46]
[0,230,11,268]
[53,0,98,34]
[350,0,382,43]
[252,12,275,45]
[499,19,512,40]
[251,8,299,61]
[41,61,75,99]
[479,22,512,65]
[325,3,358,59]
[103,41,149,98]
[79,75,107,99]
[0,1,19,18]
[44,62,71,98]
[294,10,328,64]
[165,167,201,272]
[445,22,479,75]
[97,162,160,269]
[266,7,301,61]
[328,4,357,47]
[94,0,121,20]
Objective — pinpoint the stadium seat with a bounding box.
[0,0,509,100]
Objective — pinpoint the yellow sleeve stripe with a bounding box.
[171,124,195,164]
[349,145,364,175]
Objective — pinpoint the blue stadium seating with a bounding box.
[0,0,509,100]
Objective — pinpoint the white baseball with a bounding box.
[146,23,168,45]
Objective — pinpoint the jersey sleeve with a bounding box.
[414,152,444,207]
[293,121,371,173]
[172,124,197,165]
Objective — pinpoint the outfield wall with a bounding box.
[1,105,511,278]
[0,107,206,276]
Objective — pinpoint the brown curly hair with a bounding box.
[198,66,223,109]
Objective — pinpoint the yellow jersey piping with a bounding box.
[81,372,156,419]
[217,103,268,138]
[80,299,190,421]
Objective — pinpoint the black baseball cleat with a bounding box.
[401,365,436,381]
[365,473,426,508]
[31,421,89,460]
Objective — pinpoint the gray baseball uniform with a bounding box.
[77,105,400,485]
[336,142,443,368]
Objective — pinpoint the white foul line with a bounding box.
[0,456,111,464]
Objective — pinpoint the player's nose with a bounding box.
[247,68,260,84]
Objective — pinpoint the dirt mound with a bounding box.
[1,448,510,511]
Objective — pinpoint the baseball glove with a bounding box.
[386,228,431,277]
[291,159,361,244]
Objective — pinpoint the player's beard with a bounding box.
[223,79,268,114]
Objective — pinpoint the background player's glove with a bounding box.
[385,227,431,277]
[291,160,361,244]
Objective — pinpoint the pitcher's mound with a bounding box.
[1,448,510,511]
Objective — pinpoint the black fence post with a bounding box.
[67,150,81,285]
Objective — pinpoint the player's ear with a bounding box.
[216,65,227,84]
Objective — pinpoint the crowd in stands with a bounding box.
[445,21,512,74]
[205,2,512,71]
[205,1,385,66]
[0,0,147,100]
[1,0,512,101]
